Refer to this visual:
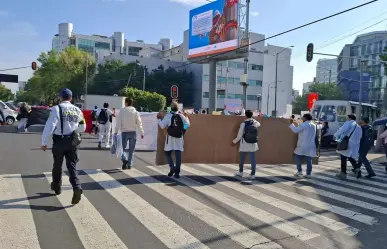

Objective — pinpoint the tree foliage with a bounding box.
[0,84,14,101]
[380,47,387,76]
[121,87,166,112]
[293,82,344,114]
[89,62,194,106]
[18,47,95,105]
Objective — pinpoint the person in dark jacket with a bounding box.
[17,102,30,132]
[353,117,376,178]
[321,122,330,149]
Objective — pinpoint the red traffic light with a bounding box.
[171,85,178,99]
[31,61,37,70]
[306,43,314,62]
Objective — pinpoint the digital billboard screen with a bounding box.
[188,0,239,59]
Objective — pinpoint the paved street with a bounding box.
[2,132,387,249]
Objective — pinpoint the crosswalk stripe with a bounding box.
[0,174,40,249]
[149,166,320,243]
[265,166,387,204]
[318,161,387,183]
[43,173,128,249]
[84,169,210,249]
[218,164,384,218]
[123,168,283,249]
[185,164,359,236]
[192,164,365,233]
[299,163,387,189]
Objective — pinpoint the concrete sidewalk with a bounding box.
[0,124,44,133]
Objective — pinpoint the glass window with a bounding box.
[235,94,242,99]
[249,64,264,71]
[320,105,336,122]
[217,91,225,99]
[217,76,226,83]
[203,75,209,81]
[128,46,141,56]
[312,105,321,120]
[95,42,110,50]
[202,92,209,98]
[228,62,237,68]
[233,77,240,85]
[336,106,347,122]
[237,62,244,69]
[247,95,258,100]
[227,77,234,84]
[217,61,227,66]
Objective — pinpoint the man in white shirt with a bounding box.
[114,98,144,170]
[41,88,86,205]
[96,102,114,149]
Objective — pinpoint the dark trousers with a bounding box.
[355,149,375,175]
[340,154,357,174]
[52,136,81,190]
[166,150,182,174]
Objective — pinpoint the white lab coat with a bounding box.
[289,121,317,157]
[233,118,260,152]
[334,120,362,159]
[158,112,190,151]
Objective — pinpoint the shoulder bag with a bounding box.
[337,124,357,151]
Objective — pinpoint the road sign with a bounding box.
[0,74,18,83]
[306,43,314,62]
[171,85,178,99]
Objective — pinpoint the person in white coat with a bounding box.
[233,110,260,180]
[334,114,362,179]
[157,102,190,179]
[289,113,317,178]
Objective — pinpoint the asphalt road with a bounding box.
[1,132,387,249]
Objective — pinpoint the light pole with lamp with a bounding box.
[257,94,261,112]
[273,45,294,117]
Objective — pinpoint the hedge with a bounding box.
[121,87,166,112]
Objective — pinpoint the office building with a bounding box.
[316,58,337,83]
[338,31,387,109]
[302,82,314,94]
[52,23,171,65]
[337,70,370,102]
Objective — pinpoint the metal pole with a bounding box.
[273,53,278,117]
[242,0,250,111]
[257,96,260,112]
[267,84,270,114]
[357,61,364,121]
[84,59,88,108]
[225,66,229,98]
[243,58,248,109]
[209,60,217,114]
[142,67,146,91]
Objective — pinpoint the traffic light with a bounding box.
[306,43,314,62]
[171,85,178,99]
[31,61,37,70]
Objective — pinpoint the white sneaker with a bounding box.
[105,144,111,149]
[303,174,311,179]
[294,172,303,177]
[249,175,256,180]
[235,171,243,177]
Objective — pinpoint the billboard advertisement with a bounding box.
[307,92,319,110]
[188,0,239,59]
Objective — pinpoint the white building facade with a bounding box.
[316,58,338,83]
[302,82,314,94]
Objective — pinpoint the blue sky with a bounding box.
[1,0,387,92]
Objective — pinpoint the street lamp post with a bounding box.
[257,94,261,112]
[273,45,293,117]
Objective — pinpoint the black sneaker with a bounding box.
[351,169,356,174]
[122,160,128,170]
[50,182,62,195]
[365,174,376,179]
[127,165,132,170]
[71,189,83,205]
[356,169,362,179]
[174,174,180,179]
[168,169,175,177]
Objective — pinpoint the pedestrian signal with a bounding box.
[31,62,37,70]
[171,85,178,99]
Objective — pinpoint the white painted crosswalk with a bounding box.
[2,161,387,248]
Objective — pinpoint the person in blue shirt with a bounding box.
[41,88,86,205]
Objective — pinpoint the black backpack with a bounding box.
[98,109,108,124]
[243,120,258,143]
[167,114,185,138]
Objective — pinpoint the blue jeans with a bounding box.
[165,150,182,174]
[295,155,312,175]
[239,152,256,176]
[121,132,137,166]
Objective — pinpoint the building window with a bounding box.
[228,61,244,69]
[247,95,258,100]
[203,92,209,98]
[217,91,225,99]
[128,46,142,56]
[248,79,262,86]
[78,39,94,54]
[203,75,209,81]
[227,77,234,84]
[95,42,110,51]
[217,61,227,67]
[249,64,263,71]
[217,76,226,83]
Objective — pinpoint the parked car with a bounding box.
[0,100,18,125]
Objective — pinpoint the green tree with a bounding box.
[0,84,14,101]
[121,87,166,111]
[292,82,344,114]
[380,48,387,75]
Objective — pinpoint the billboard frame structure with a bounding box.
[187,0,249,64]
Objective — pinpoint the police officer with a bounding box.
[41,88,86,205]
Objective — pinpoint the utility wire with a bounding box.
[170,0,379,69]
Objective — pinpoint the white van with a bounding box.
[0,100,18,125]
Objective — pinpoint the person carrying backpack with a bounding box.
[157,102,190,178]
[232,110,260,180]
[96,103,114,149]
[353,117,376,178]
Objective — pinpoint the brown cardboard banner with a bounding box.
[156,114,319,165]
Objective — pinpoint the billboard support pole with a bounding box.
[209,60,217,114]
[242,0,250,111]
